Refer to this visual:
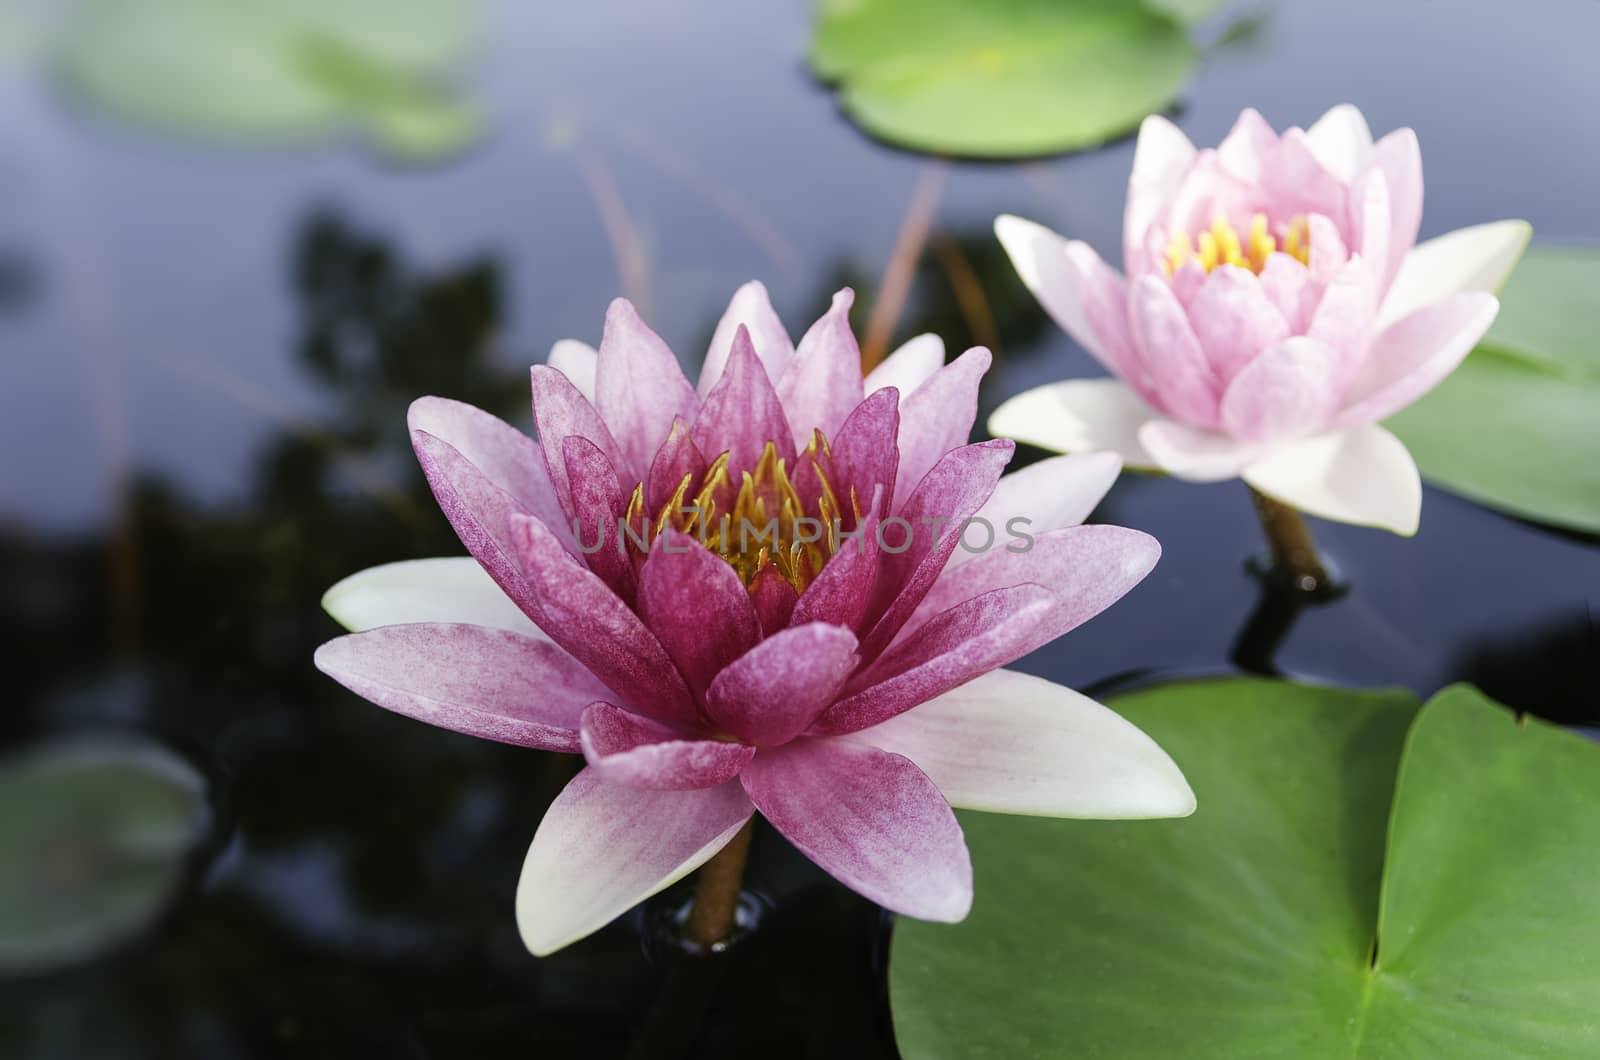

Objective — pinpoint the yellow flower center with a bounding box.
[1164,213,1310,276]
[623,430,855,595]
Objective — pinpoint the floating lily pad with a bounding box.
[53,0,482,161]
[1387,245,1600,534]
[810,0,1196,158]
[891,679,1600,1058]
[0,735,212,975]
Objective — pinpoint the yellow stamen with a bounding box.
[1164,212,1311,276]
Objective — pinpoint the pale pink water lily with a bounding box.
[314,283,1194,955]
[992,104,1531,535]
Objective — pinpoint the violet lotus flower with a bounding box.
[314,284,1194,954]
[992,105,1530,535]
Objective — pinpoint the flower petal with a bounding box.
[516,770,753,956]
[409,396,570,538]
[315,624,605,752]
[705,623,860,746]
[322,557,545,637]
[1138,419,1266,482]
[955,450,1122,567]
[700,280,795,395]
[995,215,1138,380]
[1336,292,1499,428]
[1123,114,1197,270]
[778,289,865,448]
[1305,103,1373,182]
[1130,274,1221,427]
[530,364,629,517]
[791,503,883,632]
[749,565,798,635]
[1364,128,1423,290]
[1257,252,1317,333]
[892,346,991,508]
[906,525,1160,654]
[987,379,1160,470]
[1241,424,1421,535]
[636,531,762,700]
[1184,264,1290,384]
[579,703,754,790]
[561,436,637,603]
[595,299,700,482]
[1305,256,1380,383]
[547,339,597,402]
[1376,220,1530,331]
[815,583,1056,736]
[511,514,698,725]
[1219,336,1342,442]
[740,739,971,922]
[850,669,1194,818]
[828,387,901,517]
[692,324,796,476]
[865,333,944,401]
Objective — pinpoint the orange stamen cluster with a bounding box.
[1165,213,1310,276]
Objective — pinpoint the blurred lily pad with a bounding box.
[53,0,481,161]
[1387,245,1600,534]
[811,0,1195,158]
[0,735,211,975]
[891,679,1600,1058]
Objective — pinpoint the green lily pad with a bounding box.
[0,735,211,975]
[1387,245,1600,534]
[53,0,481,161]
[810,0,1195,159]
[891,679,1600,1058]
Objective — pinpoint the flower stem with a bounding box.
[683,820,754,951]
[1248,487,1329,592]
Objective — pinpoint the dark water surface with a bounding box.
[2,1,1597,1057]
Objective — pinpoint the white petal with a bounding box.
[322,558,545,637]
[988,379,1159,469]
[515,770,753,956]
[951,452,1122,570]
[546,339,598,402]
[1242,425,1421,535]
[1138,419,1265,482]
[850,669,1194,819]
[865,333,944,401]
[1376,220,1532,331]
[1305,104,1374,181]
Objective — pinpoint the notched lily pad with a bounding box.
[810,0,1196,158]
[0,734,212,976]
[891,678,1600,1058]
[1388,245,1600,534]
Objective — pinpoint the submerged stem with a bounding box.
[683,820,754,951]
[1248,487,1329,591]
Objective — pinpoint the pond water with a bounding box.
[2,1,1597,1056]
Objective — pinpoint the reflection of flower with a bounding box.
[315,284,1194,955]
[992,105,1530,535]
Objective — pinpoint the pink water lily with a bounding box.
[992,104,1530,535]
[314,283,1194,955]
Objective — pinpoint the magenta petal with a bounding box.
[791,502,883,631]
[561,436,637,603]
[749,565,798,635]
[315,624,607,752]
[893,346,991,509]
[828,387,900,518]
[692,325,796,476]
[1130,275,1221,428]
[1185,265,1290,384]
[511,514,698,725]
[409,398,568,533]
[1219,337,1342,441]
[645,418,706,511]
[700,281,795,395]
[530,364,629,516]
[859,439,1013,661]
[905,525,1161,654]
[778,289,865,448]
[705,623,860,746]
[740,739,971,922]
[636,531,762,698]
[579,703,754,790]
[814,583,1056,736]
[595,299,700,482]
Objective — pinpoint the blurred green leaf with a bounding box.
[53,0,481,161]
[811,0,1195,158]
[1387,245,1600,533]
[891,678,1600,1057]
[0,736,210,975]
